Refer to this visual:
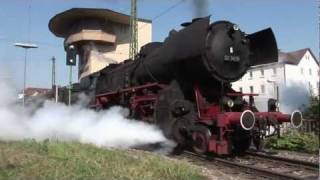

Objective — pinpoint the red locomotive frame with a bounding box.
[94,83,302,155]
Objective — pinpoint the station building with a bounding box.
[232,48,319,113]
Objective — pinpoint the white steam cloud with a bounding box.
[279,82,311,113]
[192,0,209,17]
[0,78,175,153]
[253,81,312,114]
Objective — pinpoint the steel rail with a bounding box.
[182,151,315,180]
[212,157,307,180]
[246,151,319,170]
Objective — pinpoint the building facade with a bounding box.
[49,8,152,79]
[232,48,319,113]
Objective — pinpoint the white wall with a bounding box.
[280,51,319,113]
[292,51,319,96]
[232,50,319,113]
[232,63,284,112]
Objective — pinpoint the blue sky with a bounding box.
[0,0,318,89]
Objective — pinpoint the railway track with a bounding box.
[180,151,319,180]
[246,151,319,170]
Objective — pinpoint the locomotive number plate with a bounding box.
[224,55,240,62]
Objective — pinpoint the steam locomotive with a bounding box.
[61,17,302,155]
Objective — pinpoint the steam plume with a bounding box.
[279,82,311,113]
[0,77,174,153]
[192,0,209,17]
[253,82,311,113]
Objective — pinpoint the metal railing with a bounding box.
[299,119,319,135]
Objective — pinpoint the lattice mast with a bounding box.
[129,0,138,60]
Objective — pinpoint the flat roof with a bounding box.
[49,8,152,37]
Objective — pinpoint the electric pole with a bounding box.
[51,56,59,103]
[129,0,138,60]
[69,65,72,106]
[51,56,56,87]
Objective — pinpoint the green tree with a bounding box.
[303,96,319,120]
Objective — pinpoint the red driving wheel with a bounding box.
[192,126,210,154]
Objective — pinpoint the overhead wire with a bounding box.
[138,0,187,31]
[1,0,187,47]
[151,0,187,22]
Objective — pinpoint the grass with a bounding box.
[265,130,319,153]
[0,140,205,180]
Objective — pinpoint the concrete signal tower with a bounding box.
[49,8,152,80]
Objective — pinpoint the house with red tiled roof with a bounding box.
[18,87,51,99]
[24,88,50,96]
[232,48,319,113]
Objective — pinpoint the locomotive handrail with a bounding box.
[96,83,167,97]
[227,93,259,96]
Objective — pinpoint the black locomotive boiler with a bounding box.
[66,17,302,155]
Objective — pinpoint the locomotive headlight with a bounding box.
[226,99,234,108]
[223,97,234,108]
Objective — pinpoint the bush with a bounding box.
[303,96,319,120]
[265,130,319,153]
